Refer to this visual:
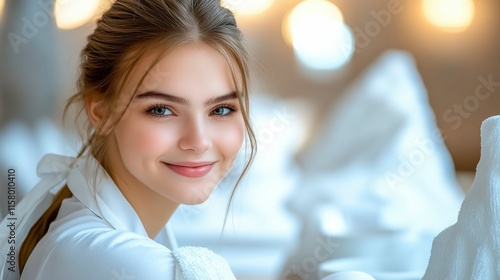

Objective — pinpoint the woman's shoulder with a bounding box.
[21,198,175,280]
[22,225,175,280]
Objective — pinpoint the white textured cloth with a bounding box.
[173,247,236,280]
[423,115,500,279]
[0,153,235,280]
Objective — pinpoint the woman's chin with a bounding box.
[176,190,213,205]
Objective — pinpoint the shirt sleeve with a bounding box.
[21,227,175,280]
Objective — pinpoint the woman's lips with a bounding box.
[163,161,216,178]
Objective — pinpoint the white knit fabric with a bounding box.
[423,115,500,279]
[173,246,236,280]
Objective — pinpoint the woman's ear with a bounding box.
[86,97,106,132]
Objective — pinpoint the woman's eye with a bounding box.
[147,106,173,117]
[211,106,235,116]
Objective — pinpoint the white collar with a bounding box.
[66,155,149,237]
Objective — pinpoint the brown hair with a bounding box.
[19,0,256,273]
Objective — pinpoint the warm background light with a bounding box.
[284,0,354,70]
[0,0,4,17]
[422,0,475,32]
[55,0,101,29]
[222,0,274,15]
[283,0,344,47]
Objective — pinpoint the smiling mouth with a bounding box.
[162,162,216,178]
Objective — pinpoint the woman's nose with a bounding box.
[178,117,212,153]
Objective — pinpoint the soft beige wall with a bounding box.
[233,0,500,171]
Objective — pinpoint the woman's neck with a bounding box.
[113,171,179,238]
[102,147,179,238]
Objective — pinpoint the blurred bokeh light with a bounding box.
[0,0,4,18]
[284,0,354,70]
[422,0,475,32]
[55,0,101,30]
[282,0,344,47]
[222,0,275,15]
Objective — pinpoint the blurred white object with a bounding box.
[0,119,73,219]
[423,115,500,279]
[282,50,464,279]
[321,271,375,280]
[294,49,463,231]
[319,257,421,280]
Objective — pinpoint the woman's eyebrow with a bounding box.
[136,91,237,106]
[136,91,189,104]
[204,92,237,106]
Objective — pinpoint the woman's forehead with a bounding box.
[123,43,237,99]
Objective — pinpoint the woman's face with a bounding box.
[105,43,245,205]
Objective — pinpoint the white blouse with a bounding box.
[0,154,235,280]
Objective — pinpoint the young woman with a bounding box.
[0,0,256,279]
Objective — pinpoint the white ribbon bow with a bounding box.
[0,154,77,280]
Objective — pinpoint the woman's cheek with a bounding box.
[215,121,245,159]
[130,121,175,155]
